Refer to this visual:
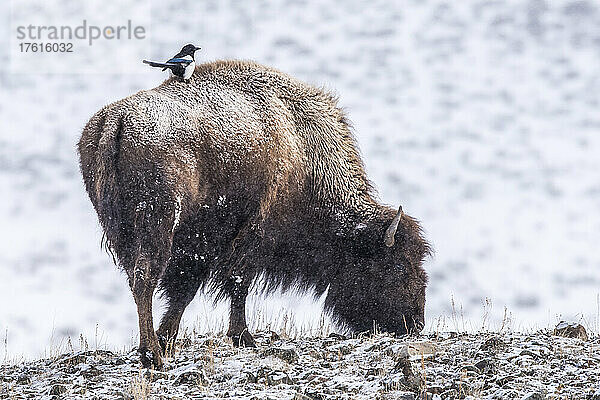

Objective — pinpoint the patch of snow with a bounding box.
[172,195,183,233]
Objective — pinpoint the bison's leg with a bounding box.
[156,254,208,353]
[126,193,177,369]
[130,252,167,369]
[227,280,256,347]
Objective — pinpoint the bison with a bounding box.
[78,60,430,368]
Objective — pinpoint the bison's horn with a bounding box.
[384,206,403,247]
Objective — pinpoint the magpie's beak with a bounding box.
[195,46,201,51]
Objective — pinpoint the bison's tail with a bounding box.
[78,107,125,263]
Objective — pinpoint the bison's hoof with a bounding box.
[229,330,256,348]
[138,347,163,369]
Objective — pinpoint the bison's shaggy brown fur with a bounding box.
[78,60,430,368]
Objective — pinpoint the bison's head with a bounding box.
[324,206,430,335]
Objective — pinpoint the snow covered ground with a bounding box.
[3,331,599,399]
[1,0,600,359]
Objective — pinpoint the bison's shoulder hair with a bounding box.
[195,59,378,213]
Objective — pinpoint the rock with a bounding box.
[519,349,539,358]
[245,371,257,383]
[366,338,396,352]
[327,343,351,356]
[143,369,169,382]
[255,330,281,344]
[173,368,208,386]
[553,321,588,341]
[366,366,386,376]
[425,385,444,394]
[79,365,103,379]
[458,364,480,375]
[441,389,458,398]
[114,391,133,400]
[480,336,505,352]
[113,357,127,365]
[49,384,67,396]
[262,345,299,363]
[381,391,415,400]
[496,374,519,386]
[396,341,437,361]
[254,366,277,385]
[474,358,495,375]
[293,393,314,400]
[328,333,347,340]
[267,370,295,386]
[16,374,31,385]
[393,357,421,391]
[58,354,87,366]
[520,392,545,400]
[303,388,327,400]
[88,349,114,358]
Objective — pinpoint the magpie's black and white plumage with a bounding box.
[143,44,201,80]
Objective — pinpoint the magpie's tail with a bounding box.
[142,60,172,71]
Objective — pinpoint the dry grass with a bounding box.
[128,369,151,400]
[3,291,598,371]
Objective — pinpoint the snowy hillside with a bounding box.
[2,331,599,399]
[1,0,600,359]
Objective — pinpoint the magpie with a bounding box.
[143,44,201,80]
